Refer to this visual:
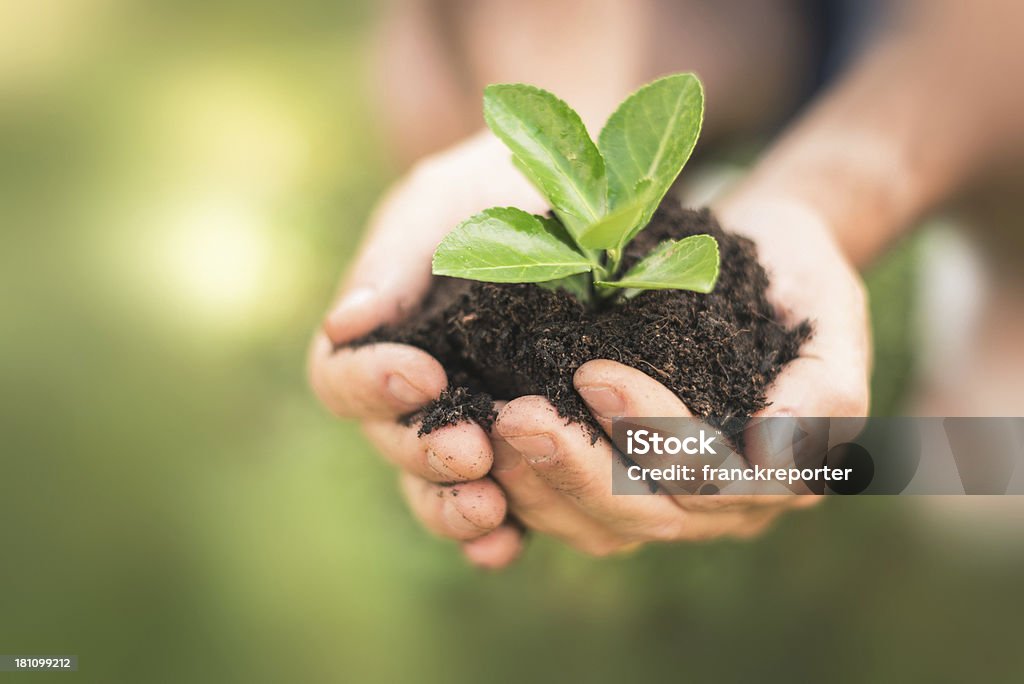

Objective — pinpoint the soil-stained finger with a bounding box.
[574,360,793,511]
[309,337,447,419]
[399,473,507,542]
[574,359,692,431]
[490,433,628,557]
[363,419,493,483]
[495,396,687,542]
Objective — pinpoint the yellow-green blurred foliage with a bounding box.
[1,2,1022,682]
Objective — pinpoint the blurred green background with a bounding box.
[2,1,1023,682]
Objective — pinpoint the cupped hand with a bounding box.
[311,129,870,568]
[309,132,545,569]
[487,193,870,559]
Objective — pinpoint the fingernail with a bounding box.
[491,438,522,472]
[323,286,376,344]
[578,385,625,418]
[425,448,457,479]
[504,434,556,464]
[387,373,432,407]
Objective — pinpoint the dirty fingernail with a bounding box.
[323,286,376,344]
[578,385,625,418]
[504,434,556,464]
[387,373,432,407]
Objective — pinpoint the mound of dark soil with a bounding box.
[352,203,811,439]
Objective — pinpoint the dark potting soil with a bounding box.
[353,203,812,439]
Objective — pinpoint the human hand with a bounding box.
[311,130,870,567]
[309,132,546,569]
[486,193,870,559]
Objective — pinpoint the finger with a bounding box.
[399,473,506,541]
[743,362,868,498]
[490,401,632,556]
[461,524,525,569]
[497,400,792,544]
[322,135,547,346]
[757,358,870,420]
[309,338,447,419]
[573,359,693,434]
[574,360,794,508]
[740,250,867,493]
[363,419,493,483]
[322,175,445,346]
[495,396,690,542]
[490,433,630,557]
[714,198,872,422]
[749,225,871,426]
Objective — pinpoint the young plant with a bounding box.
[432,73,719,304]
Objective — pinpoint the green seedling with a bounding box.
[432,73,719,304]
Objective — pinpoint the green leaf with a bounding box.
[598,73,704,244]
[484,84,607,241]
[576,199,647,249]
[432,207,593,283]
[596,235,719,292]
[535,214,580,251]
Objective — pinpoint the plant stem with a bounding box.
[605,248,623,278]
[584,248,623,305]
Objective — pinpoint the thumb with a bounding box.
[322,177,440,346]
[323,132,544,346]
